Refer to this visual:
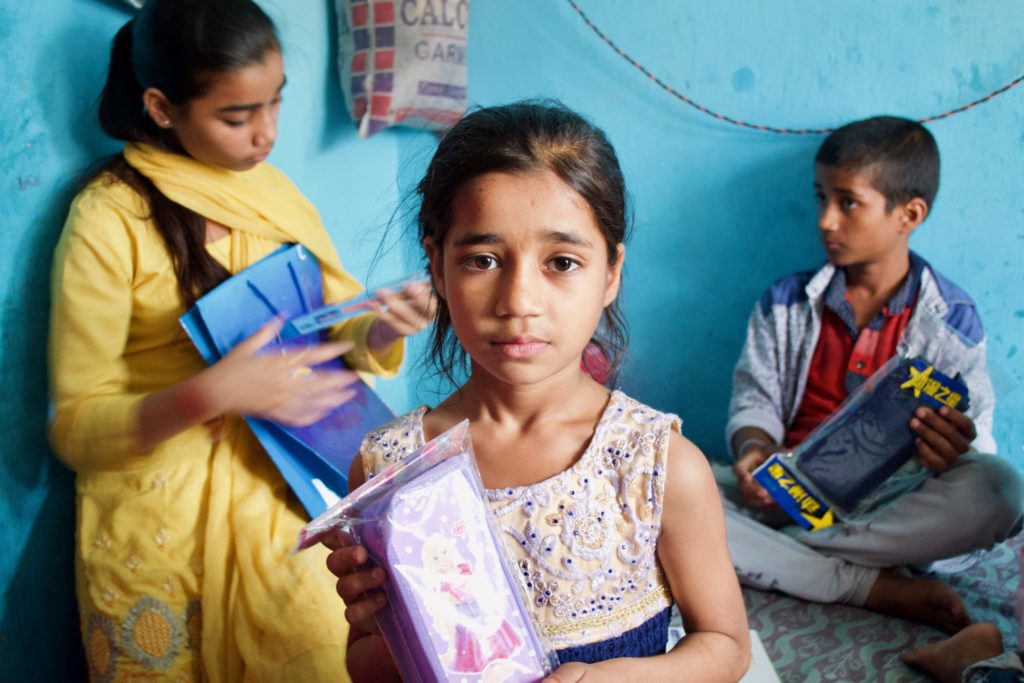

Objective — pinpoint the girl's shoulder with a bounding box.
[64,172,150,243]
[601,390,681,433]
[56,172,155,275]
[72,171,148,216]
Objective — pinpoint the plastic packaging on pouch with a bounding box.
[296,421,557,682]
[754,354,970,529]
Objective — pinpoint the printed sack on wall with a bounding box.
[336,0,469,137]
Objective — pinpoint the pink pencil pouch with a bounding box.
[296,421,557,682]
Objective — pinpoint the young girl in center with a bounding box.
[49,1,432,680]
[325,102,750,682]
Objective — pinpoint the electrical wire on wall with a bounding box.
[566,0,1024,134]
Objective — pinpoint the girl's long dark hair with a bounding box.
[93,0,279,307]
[418,101,632,385]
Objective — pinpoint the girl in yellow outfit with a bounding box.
[48,1,433,680]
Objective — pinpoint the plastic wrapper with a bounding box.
[754,354,970,530]
[296,421,557,682]
[279,271,430,340]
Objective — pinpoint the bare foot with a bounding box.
[863,569,971,634]
[902,622,1004,683]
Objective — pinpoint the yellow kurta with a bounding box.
[49,145,398,682]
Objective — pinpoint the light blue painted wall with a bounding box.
[457,1,1024,466]
[1,0,1021,678]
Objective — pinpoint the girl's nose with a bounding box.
[253,108,277,149]
[494,262,544,318]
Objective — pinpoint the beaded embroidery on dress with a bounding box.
[360,390,680,655]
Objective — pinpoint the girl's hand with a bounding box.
[543,662,615,683]
[367,281,437,352]
[203,319,360,426]
[323,529,387,635]
[911,405,977,472]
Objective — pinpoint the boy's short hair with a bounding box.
[815,116,940,212]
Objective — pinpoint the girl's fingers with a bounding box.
[343,594,386,633]
[301,340,355,365]
[378,286,435,327]
[233,318,283,355]
[376,292,421,327]
[321,529,353,552]
[298,370,360,396]
[336,568,387,604]
[402,283,437,316]
[325,545,368,576]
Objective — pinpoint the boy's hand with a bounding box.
[323,529,387,635]
[911,405,976,473]
[733,445,781,511]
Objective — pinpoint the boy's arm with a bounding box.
[906,299,997,456]
[726,300,789,459]
[954,338,996,453]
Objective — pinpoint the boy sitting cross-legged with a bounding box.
[723,115,1023,633]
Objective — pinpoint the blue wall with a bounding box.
[2,1,1021,678]
[459,1,1024,466]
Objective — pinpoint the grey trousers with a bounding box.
[722,453,1024,606]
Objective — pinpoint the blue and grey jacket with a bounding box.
[726,254,996,458]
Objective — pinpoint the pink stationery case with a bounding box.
[297,422,556,682]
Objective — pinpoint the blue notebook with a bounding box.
[795,357,969,513]
[755,356,970,528]
[180,243,395,518]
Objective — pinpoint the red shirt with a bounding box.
[784,261,921,447]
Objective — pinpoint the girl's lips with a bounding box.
[492,339,548,359]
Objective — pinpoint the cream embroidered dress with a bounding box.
[49,144,400,682]
[359,391,680,662]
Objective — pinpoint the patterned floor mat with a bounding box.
[741,534,1023,682]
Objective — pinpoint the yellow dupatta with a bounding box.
[123,142,401,375]
[122,144,379,682]
[123,142,358,294]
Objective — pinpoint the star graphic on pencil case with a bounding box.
[900,364,934,398]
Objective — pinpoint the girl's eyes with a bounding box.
[463,254,499,271]
[458,254,581,273]
[222,100,282,128]
[548,256,580,273]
